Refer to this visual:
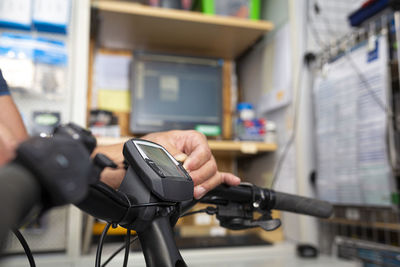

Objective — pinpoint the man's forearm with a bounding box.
[0,96,28,142]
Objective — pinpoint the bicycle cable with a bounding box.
[180,206,217,218]
[180,209,208,218]
[101,234,139,267]
[129,202,176,208]
[122,227,131,267]
[100,207,211,267]
[94,202,176,267]
[13,229,36,267]
[95,222,111,267]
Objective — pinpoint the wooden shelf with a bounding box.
[92,1,274,59]
[323,218,400,231]
[96,137,276,156]
[208,140,277,156]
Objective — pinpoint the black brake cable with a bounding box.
[181,207,217,218]
[122,228,131,267]
[101,204,208,267]
[95,222,111,267]
[130,202,175,208]
[99,201,175,267]
[13,229,36,267]
[180,209,208,217]
[101,234,139,267]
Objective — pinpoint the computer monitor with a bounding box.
[130,52,223,135]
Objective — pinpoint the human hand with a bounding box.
[143,130,241,199]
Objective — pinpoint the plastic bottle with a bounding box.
[264,121,277,144]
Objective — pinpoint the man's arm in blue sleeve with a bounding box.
[0,70,10,96]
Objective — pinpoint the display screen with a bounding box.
[138,144,185,178]
[130,52,222,134]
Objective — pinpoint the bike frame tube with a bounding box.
[138,215,187,267]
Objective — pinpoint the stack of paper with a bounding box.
[314,36,392,206]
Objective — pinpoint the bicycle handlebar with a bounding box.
[0,134,100,249]
[0,132,334,267]
[0,163,41,244]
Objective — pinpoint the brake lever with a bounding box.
[93,153,118,169]
[88,153,118,185]
[252,214,281,231]
[197,184,282,232]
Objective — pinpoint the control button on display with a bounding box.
[146,159,166,178]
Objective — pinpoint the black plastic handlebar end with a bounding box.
[273,191,333,219]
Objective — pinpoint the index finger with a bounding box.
[182,132,212,172]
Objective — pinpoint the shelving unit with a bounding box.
[324,218,400,231]
[208,140,277,156]
[92,0,274,59]
[2,2,283,266]
[87,0,281,252]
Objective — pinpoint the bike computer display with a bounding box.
[137,142,187,178]
[123,139,194,202]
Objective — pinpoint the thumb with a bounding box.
[165,145,188,163]
[174,153,188,163]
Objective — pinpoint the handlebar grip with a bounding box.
[0,163,41,243]
[203,185,333,218]
[273,191,333,218]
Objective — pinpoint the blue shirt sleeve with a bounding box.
[0,69,10,96]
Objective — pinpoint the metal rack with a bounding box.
[311,6,400,265]
[0,1,90,264]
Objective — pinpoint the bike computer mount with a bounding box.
[121,139,193,203]
[118,139,193,267]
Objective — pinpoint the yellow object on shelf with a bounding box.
[98,89,131,112]
[92,222,136,236]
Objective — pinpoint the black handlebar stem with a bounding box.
[138,215,186,267]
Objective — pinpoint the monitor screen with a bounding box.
[130,52,223,134]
